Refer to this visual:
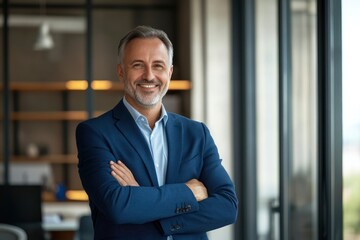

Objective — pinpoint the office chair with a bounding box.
[74,215,94,240]
[0,224,27,240]
[0,185,45,240]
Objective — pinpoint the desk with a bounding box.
[43,219,78,231]
[42,202,90,240]
[44,220,77,240]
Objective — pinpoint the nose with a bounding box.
[142,66,155,81]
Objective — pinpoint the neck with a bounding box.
[124,95,162,129]
[140,106,162,129]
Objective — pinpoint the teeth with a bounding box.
[141,84,156,88]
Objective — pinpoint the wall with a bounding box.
[190,0,234,239]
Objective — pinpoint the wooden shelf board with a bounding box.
[0,80,191,91]
[9,111,89,121]
[0,111,105,121]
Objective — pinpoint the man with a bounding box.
[76,25,238,240]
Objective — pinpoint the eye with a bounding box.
[153,64,165,70]
[132,62,144,69]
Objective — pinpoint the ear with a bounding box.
[116,64,124,82]
[168,65,174,79]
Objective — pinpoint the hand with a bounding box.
[110,161,139,187]
[185,179,208,202]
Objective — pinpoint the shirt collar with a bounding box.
[123,96,168,125]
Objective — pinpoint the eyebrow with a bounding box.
[153,60,166,65]
[129,59,167,65]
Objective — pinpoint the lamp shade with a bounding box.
[34,22,54,50]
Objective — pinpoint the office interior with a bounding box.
[0,0,359,240]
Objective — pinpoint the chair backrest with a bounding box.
[0,185,44,240]
[0,224,27,240]
[0,185,42,223]
[74,215,94,240]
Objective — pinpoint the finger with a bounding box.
[110,161,139,186]
[117,161,134,176]
[111,170,128,186]
[111,162,130,177]
[111,164,132,183]
[115,161,137,182]
[110,162,133,182]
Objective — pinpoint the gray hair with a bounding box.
[117,25,173,66]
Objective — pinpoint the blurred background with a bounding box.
[0,0,359,240]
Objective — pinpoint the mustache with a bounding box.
[135,80,161,85]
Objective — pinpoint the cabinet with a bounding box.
[0,80,191,198]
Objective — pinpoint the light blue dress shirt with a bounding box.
[123,98,173,239]
[123,97,168,186]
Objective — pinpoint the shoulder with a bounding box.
[168,112,201,125]
[78,110,113,127]
[167,112,209,133]
[78,100,127,128]
[76,108,120,138]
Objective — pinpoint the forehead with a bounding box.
[124,38,169,62]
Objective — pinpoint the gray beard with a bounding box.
[124,84,168,108]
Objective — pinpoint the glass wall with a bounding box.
[256,0,318,239]
[0,1,3,182]
[1,0,183,192]
[342,0,360,239]
[3,3,86,189]
[290,1,318,239]
[255,0,279,239]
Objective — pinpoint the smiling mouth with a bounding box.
[137,80,161,89]
[139,84,157,88]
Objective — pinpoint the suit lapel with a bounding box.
[113,100,159,186]
[165,114,183,183]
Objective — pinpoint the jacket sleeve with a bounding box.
[76,121,200,225]
[159,123,238,235]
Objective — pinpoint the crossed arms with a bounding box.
[76,118,238,235]
[110,160,208,202]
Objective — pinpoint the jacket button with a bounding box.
[170,225,181,231]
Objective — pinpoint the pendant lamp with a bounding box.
[34,22,54,50]
[34,0,54,50]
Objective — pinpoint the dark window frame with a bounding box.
[232,0,343,239]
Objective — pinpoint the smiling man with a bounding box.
[117,36,171,128]
[76,26,238,240]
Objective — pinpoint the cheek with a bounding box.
[159,72,171,82]
[124,72,140,83]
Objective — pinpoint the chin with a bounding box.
[136,95,162,107]
[138,100,161,109]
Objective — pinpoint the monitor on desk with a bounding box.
[0,185,44,240]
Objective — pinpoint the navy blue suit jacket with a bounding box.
[76,100,238,240]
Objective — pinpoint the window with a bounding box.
[342,0,360,238]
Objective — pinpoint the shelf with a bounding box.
[3,154,78,164]
[0,111,105,121]
[43,190,89,202]
[0,80,191,91]
[11,111,88,121]
[1,80,191,190]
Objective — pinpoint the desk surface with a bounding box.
[43,219,78,231]
[42,201,90,232]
